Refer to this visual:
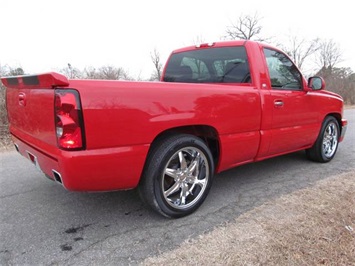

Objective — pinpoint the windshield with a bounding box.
[163,46,251,83]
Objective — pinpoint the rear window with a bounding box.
[163,46,251,83]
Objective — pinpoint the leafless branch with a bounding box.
[150,48,163,81]
[225,13,268,42]
[281,36,320,70]
[316,39,342,70]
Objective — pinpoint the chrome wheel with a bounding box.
[162,147,209,210]
[322,121,338,158]
[139,134,214,218]
[306,116,340,163]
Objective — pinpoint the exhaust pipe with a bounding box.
[14,143,19,153]
[52,170,63,185]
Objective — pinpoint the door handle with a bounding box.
[274,100,284,107]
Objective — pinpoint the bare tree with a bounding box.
[316,39,342,70]
[119,70,133,81]
[0,65,25,76]
[98,65,122,80]
[83,66,100,79]
[225,13,267,41]
[281,36,320,70]
[82,65,131,80]
[150,48,163,81]
[0,64,7,76]
[8,67,25,76]
[60,63,82,79]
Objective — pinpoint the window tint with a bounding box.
[264,48,302,90]
[163,46,251,83]
[181,57,210,80]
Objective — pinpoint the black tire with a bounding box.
[306,116,340,163]
[138,134,215,218]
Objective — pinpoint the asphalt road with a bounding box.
[1,109,354,265]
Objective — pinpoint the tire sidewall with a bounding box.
[151,135,214,218]
[319,116,340,162]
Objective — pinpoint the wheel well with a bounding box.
[326,113,342,133]
[150,125,220,167]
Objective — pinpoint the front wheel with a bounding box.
[306,116,340,163]
[138,134,214,218]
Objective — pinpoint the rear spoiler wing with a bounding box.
[0,72,69,89]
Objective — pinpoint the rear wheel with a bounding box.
[306,116,340,163]
[138,134,214,218]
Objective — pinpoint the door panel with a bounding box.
[268,90,318,155]
[262,48,319,156]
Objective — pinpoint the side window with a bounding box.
[263,48,302,90]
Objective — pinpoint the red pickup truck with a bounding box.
[2,40,347,218]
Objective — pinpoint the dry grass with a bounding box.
[0,127,12,152]
[143,172,355,266]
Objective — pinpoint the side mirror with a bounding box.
[308,76,325,90]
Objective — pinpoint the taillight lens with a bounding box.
[55,90,85,150]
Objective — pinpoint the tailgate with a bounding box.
[1,73,69,148]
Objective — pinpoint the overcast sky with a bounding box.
[1,0,354,79]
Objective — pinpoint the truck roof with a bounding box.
[171,40,251,54]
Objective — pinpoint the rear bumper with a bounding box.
[12,135,150,191]
[339,119,347,142]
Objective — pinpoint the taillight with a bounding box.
[55,89,85,150]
